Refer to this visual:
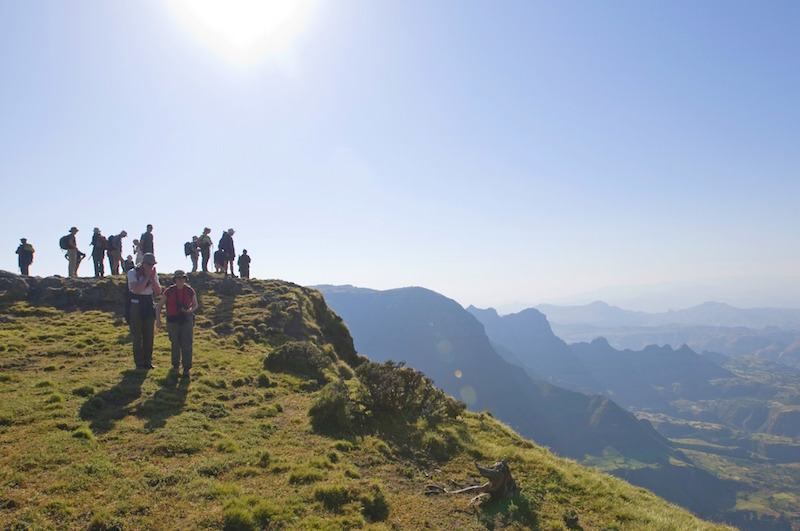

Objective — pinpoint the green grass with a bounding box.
[0,276,733,530]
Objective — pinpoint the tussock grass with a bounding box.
[0,278,733,530]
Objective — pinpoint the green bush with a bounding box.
[223,506,255,531]
[309,381,355,434]
[360,483,389,522]
[252,501,275,527]
[355,360,466,427]
[263,341,332,383]
[72,385,95,397]
[314,483,351,512]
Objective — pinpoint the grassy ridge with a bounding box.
[0,275,732,529]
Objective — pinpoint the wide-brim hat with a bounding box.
[227,228,235,234]
[173,270,187,279]
[142,253,156,265]
[70,227,78,233]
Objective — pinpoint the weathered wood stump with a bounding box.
[424,460,518,505]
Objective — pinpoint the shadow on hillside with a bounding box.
[79,369,147,433]
[137,372,189,430]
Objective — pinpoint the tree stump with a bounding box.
[424,460,518,504]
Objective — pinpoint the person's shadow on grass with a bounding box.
[79,369,147,433]
[137,371,189,430]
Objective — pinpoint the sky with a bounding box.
[1,1,799,313]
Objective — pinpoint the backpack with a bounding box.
[59,235,71,250]
[184,242,192,256]
[106,235,116,251]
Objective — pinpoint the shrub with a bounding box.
[256,373,273,388]
[314,483,351,512]
[87,508,124,531]
[263,341,332,383]
[289,465,324,484]
[308,381,355,434]
[252,501,275,527]
[72,385,95,397]
[355,360,466,427]
[422,430,461,463]
[72,427,96,442]
[360,483,389,522]
[222,506,255,531]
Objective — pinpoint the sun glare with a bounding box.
[167,0,315,66]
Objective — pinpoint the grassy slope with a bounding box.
[0,275,733,530]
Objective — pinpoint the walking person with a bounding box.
[15,238,35,276]
[238,250,251,279]
[218,228,236,277]
[156,270,198,378]
[90,228,107,278]
[127,253,162,370]
[198,227,213,272]
[107,230,127,275]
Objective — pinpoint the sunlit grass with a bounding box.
[0,280,734,530]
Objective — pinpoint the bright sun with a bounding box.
[166,0,316,65]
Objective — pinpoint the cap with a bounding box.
[173,270,187,279]
[227,228,235,234]
[142,253,156,265]
[120,230,128,237]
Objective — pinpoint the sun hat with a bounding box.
[173,270,187,279]
[142,253,156,265]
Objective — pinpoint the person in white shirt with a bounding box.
[127,253,162,370]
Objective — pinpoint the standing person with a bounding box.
[90,228,107,278]
[238,250,251,279]
[107,230,127,275]
[140,224,154,256]
[60,227,80,277]
[132,239,142,265]
[15,238,35,275]
[123,255,135,273]
[213,248,224,273]
[218,228,236,277]
[198,227,213,272]
[189,236,200,273]
[127,253,162,370]
[156,270,198,378]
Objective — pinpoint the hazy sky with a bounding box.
[2,1,799,311]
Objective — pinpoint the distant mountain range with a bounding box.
[316,285,741,521]
[535,300,800,329]
[532,301,800,369]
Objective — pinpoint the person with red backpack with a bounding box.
[156,270,198,378]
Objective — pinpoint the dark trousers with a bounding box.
[19,262,30,275]
[93,253,105,277]
[167,316,194,371]
[201,247,210,272]
[129,296,155,368]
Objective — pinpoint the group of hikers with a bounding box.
[12,225,257,378]
[14,225,252,279]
